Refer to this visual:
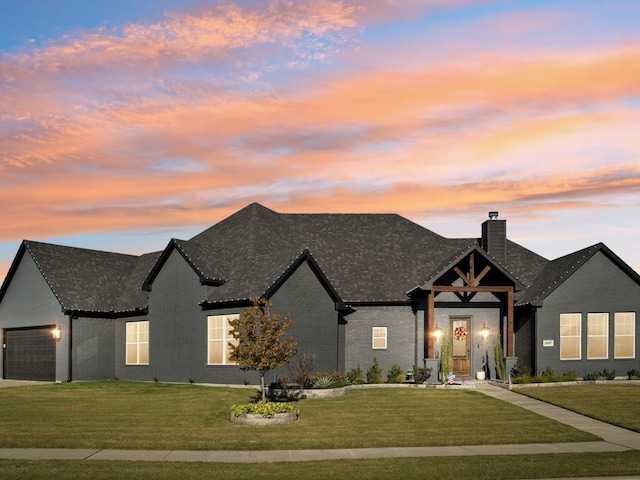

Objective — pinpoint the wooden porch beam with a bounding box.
[432,285,512,293]
[473,265,492,286]
[453,266,471,286]
[427,290,435,358]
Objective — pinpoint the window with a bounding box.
[587,313,608,359]
[372,327,387,349]
[615,312,635,359]
[208,314,239,365]
[126,321,149,365]
[560,314,581,360]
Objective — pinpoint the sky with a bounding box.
[1,0,639,282]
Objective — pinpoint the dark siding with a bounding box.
[535,251,640,376]
[72,317,116,380]
[115,249,239,383]
[514,308,534,373]
[0,254,68,381]
[344,305,415,376]
[271,262,340,376]
[115,251,340,385]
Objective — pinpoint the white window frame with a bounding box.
[207,314,239,365]
[126,321,149,365]
[614,312,636,359]
[560,313,581,360]
[587,313,609,360]
[372,327,387,349]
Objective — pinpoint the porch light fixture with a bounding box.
[51,327,61,341]
[434,325,443,341]
[480,323,490,340]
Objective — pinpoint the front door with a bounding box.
[451,318,470,377]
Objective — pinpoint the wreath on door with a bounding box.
[454,326,468,341]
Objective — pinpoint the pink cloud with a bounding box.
[0,1,638,278]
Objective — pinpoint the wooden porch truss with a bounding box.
[426,253,514,358]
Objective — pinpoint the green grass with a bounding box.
[516,383,640,432]
[0,381,597,450]
[1,452,640,479]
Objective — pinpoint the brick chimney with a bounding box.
[481,211,506,264]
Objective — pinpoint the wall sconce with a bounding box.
[434,325,443,342]
[480,323,490,340]
[51,327,61,341]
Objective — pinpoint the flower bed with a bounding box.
[229,402,299,425]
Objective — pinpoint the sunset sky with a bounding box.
[1,0,639,281]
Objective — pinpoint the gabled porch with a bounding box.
[410,246,524,381]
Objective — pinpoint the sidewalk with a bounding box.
[0,383,639,463]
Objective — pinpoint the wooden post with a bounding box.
[427,290,435,358]
[507,288,514,357]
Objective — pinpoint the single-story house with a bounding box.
[1,203,638,383]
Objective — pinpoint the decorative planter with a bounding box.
[230,412,298,426]
[476,371,486,380]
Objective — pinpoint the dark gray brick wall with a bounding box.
[344,305,416,377]
[270,261,340,378]
[72,317,116,380]
[535,251,640,377]
[514,308,534,373]
[116,251,339,385]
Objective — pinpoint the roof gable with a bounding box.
[516,243,640,307]
[0,240,145,315]
[409,244,526,294]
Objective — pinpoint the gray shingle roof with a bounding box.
[516,242,640,307]
[22,241,150,315]
[8,202,632,316]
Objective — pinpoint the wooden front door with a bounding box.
[451,318,470,377]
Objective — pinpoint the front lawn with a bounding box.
[516,383,640,432]
[2,452,640,480]
[0,381,597,450]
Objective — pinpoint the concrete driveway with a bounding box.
[0,379,51,387]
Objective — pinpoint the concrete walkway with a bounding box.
[0,383,639,464]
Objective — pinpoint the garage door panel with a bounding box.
[4,327,56,381]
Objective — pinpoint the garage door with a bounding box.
[3,327,56,381]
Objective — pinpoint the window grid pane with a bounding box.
[587,313,608,359]
[372,327,387,349]
[208,314,239,365]
[560,314,581,360]
[615,312,635,359]
[126,321,149,365]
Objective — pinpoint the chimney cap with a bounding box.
[488,211,499,220]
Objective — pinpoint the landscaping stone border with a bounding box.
[230,412,298,426]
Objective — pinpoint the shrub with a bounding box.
[312,374,333,389]
[230,402,298,418]
[292,353,315,389]
[329,372,350,388]
[347,365,366,384]
[440,332,452,384]
[512,368,577,384]
[511,357,532,378]
[414,367,432,383]
[366,358,383,384]
[494,336,506,380]
[628,369,640,380]
[584,369,616,381]
[386,364,404,383]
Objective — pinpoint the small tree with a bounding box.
[229,297,298,403]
